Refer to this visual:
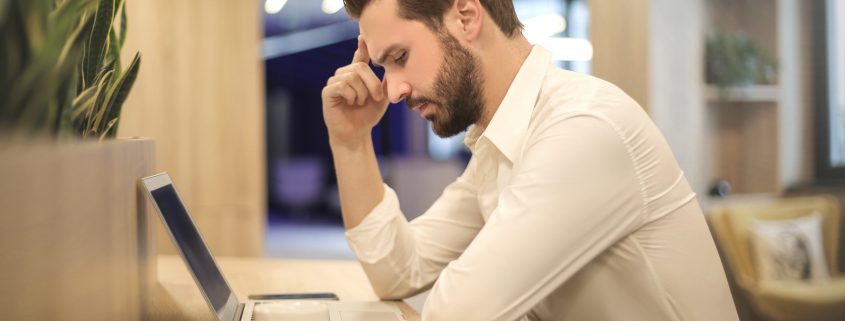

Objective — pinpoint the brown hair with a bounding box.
[343,0,523,38]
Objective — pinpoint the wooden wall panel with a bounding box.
[708,104,780,194]
[118,0,266,256]
[589,0,650,111]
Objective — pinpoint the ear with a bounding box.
[453,0,483,41]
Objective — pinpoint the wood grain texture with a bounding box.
[589,0,650,111]
[155,255,421,321]
[708,103,780,193]
[117,0,266,256]
[0,139,156,321]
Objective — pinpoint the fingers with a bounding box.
[322,35,386,107]
[344,72,370,106]
[352,35,370,64]
[323,81,357,106]
[332,62,384,101]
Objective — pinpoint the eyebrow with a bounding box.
[373,44,402,67]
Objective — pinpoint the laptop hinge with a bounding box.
[233,303,245,321]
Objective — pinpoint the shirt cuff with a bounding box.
[345,183,402,263]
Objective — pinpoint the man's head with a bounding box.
[344,0,523,137]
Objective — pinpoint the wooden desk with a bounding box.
[153,255,420,321]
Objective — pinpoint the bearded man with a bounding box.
[320,0,740,320]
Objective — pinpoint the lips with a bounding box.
[412,103,430,117]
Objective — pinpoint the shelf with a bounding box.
[702,193,781,214]
[705,85,780,103]
[706,193,780,205]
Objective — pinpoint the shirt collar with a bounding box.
[464,45,552,162]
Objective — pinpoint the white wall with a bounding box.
[777,0,805,187]
[648,0,708,196]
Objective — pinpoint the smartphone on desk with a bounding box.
[247,292,340,301]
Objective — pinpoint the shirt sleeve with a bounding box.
[420,113,646,320]
[345,161,486,299]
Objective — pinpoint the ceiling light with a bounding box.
[523,13,567,43]
[264,0,287,14]
[321,0,345,14]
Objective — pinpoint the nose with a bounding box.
[384,74,411,104]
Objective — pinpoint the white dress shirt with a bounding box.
[346,46,739,321]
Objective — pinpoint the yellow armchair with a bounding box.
[709,195,845,321]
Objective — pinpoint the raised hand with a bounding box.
[321,36,389,147]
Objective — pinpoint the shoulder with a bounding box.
[529,68,649,141]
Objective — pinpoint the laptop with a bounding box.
[141,172,406,321]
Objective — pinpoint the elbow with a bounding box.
[422,300,497,321]
[372,286,408,301]
[421,286,520,321]
[421,292,491,321]
[363,260,433,300]
[371,280,428,300]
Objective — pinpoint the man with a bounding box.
[321,0,739,320]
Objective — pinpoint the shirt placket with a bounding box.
[476,141,502,221]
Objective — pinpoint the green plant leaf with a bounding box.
[24,1,47,56]
[108,27,121,75]
[55,58,80,136]
[1,0,139,139]
[71,84,97,118]
[1,3,28,123]
[77,10,95,89]
[71,89,96,133]
[53,8,93,135]
[0,0,9,27]
[705,31,778,93]
[118,0,126,47]
[100,51,139,137]
[83,0,114,87]
[99,116,118,141]
[50,0,95,21]
[15,5,86,135]
[93,56,116,85]
[86,68,113,138]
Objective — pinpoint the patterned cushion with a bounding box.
[749,212,829,283]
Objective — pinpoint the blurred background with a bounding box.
[4,0,841,319]
[115,0,843,316]
[120,0,845,316]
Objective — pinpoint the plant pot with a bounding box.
[0,138,155,321]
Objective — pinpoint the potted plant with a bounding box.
[0,1,154,320]
[0,0,141,139]
[705,31,778,99]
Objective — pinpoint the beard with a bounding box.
[405,32,485,138]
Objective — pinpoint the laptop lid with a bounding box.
[142,173,240,321]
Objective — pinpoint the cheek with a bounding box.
[409,58,441,93]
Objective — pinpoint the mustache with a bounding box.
[405,96,440,108]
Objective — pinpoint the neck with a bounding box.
[474,32,532,131]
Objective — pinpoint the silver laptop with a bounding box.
[141,172,406,321]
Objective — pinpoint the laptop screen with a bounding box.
[144,174,238,320]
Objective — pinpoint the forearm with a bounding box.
[346,182,481,300]
[330,137,385,229]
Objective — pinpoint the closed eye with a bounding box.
[394,51,408,65]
